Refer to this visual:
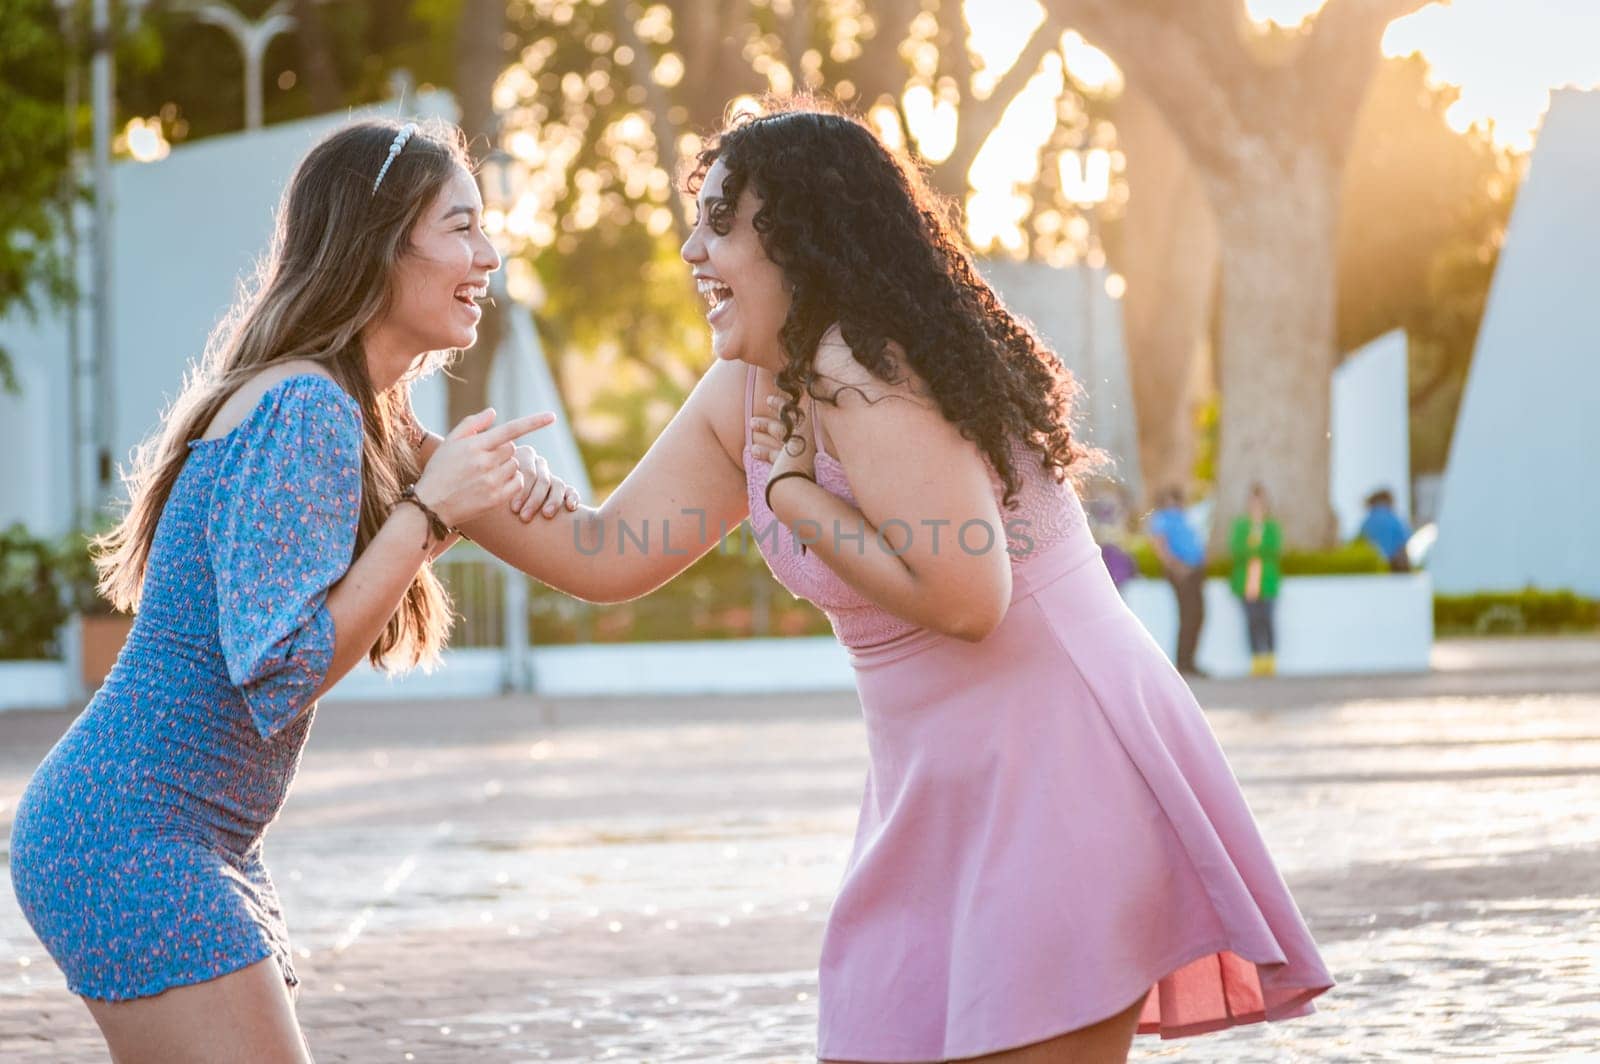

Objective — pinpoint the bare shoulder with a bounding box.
[813,323,926,411]
[201,359,338,441]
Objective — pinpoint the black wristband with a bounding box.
[764,469,816,513]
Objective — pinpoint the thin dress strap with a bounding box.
[809,391,832,462]
[747,365,833,462]
[743,364,757,450]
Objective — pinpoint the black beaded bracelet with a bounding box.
[764,469,816,513]
[398,485,453,551]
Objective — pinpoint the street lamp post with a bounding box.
[478,146,535,694]
[83,0,150,518]
[54,0,86,529]
[172,0,300,131]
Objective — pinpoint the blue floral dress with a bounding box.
[8,374,361,1001]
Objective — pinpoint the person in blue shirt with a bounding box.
[1148,486,1208,677]
[1359,488,1413,572]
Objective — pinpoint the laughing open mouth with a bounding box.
[696,277,733,314]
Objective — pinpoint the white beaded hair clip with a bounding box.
[371,122,419,194]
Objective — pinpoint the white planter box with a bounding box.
[0,661,73,712]
[1122,572,1434,678]
[321,637,858,702]
[4,577,1434,712]
[323,647,511,701]
[526,636,855,697]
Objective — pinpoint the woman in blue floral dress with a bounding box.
[7,119,571,1061]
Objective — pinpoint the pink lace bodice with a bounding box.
[742,365,1090,649]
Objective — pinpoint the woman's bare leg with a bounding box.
[825,993,1147,1064]
[82,958,312,1064]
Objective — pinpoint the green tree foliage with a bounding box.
[483,1,1120,489]
[10,0,1522,501]
[0,0,77,390]
[115,1,445,141]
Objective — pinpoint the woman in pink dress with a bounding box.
[469,99,1333,1062]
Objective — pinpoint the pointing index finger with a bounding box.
[481,411,556,447]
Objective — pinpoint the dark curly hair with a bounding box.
[687,97,1091,507]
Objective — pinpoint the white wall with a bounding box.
[1432,89,1600,595]
[1124,573,1434,678]
[323,573,1435,695]
[0,332,75,532]
[979,258,1143,498]
[0,571,1435,710]
[1331,329,1411,538]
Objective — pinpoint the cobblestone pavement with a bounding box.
[3,638,1598,1062]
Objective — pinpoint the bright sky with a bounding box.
[963,0,1600,154]
[948,0,1599,250]
[1250,0,1600,151]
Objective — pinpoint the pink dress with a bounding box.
[742,366,1333,1062]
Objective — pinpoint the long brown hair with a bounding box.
[94,117,473,670]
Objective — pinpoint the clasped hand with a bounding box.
[750,393,818,483]
[412,408,561,527]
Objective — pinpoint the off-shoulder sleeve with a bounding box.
[206,375,362,739]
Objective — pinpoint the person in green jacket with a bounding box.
[1230,482,1282,676]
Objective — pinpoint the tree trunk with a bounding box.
[672,0,765,131]
[617,7,690,245]
[1211,149,1340,550]
[449,0,507,426]
[1113,87,1218,505]
[290,0,342,112]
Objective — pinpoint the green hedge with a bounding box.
[1126,536,1389,579]
[0,524,72,659]
[525,530,833,645]
[0,525,120,660]
[1280,541,1390,576]
[1434,589,1600,635]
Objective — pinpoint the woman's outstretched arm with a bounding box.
[449,357,751,603]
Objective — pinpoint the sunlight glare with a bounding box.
[1059,148,1112,205]
[1060,31,1122,95]
[969,53,1061,191]
[869,103,907,153]
[902,85,958,163]
[963,0,1045,88]
[964,53,1064,252]
[966,189,1030,254]
[1384,0,1600,153]
[123,117,170,163]
[727,95,763,122]
[1244,0,1327,28]
[956,4,1127,249]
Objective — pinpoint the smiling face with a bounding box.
[680,159,792,370]
[365,164,501,387]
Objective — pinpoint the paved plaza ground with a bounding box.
[2,637,1598,1062]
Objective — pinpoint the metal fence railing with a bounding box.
[432,535,834,650]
